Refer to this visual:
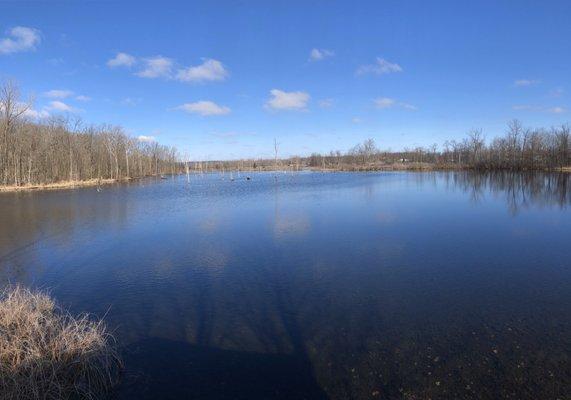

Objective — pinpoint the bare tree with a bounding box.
[274,138,280,169]
[0,82,181,187]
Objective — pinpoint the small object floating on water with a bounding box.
[160,175,167,180]
[246,176,251,180]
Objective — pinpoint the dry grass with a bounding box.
[0,179,120,193]
[0,286,122,400]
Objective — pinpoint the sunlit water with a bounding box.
[1,171,570,399]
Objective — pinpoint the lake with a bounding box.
[0,171,569,399]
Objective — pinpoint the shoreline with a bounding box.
[1,166,569,193]
[0,178,123,193]
[312,165,571,173]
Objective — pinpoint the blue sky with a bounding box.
[1,1,570,160]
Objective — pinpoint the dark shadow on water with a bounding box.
[115,338,329,400]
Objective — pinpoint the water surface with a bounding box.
[1,172,570,399]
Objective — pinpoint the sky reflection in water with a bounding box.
[0,172,569,399]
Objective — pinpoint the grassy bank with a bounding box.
[0,178,121,193]
[0,286,122,400]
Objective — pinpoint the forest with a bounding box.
[0,81,179,188]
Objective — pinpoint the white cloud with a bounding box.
[176,59,229,83]
[138,135,157,143]
[514,79,540,87]
[43,89,73,99]
[374,97,417,110]
[318,98,335,108]
[108,53,229,84]
[3,102,49,120]
[43,91,91,104]
[23,107,50,119]
[357,58,402,75]
[309,48,334,62]
[0,26,41,55]
[265,89,310,111]
[176,101,231,116]
[107,52,136,68]
[512,104,566,113]
[136,56,173,78]
[46,100,76,113]
[6,102,49,120]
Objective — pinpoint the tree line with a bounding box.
[196,121,570,172]
[305,121,569,170]
[1,82,179,187]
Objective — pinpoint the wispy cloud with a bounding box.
[43,89,74,99]
[549,88,564,97]
[374,97,417,110]
[265,89,310,111]
[211,131,256,138]
[548,106,567,114]
[176,101,231,116]
[309,48,334,62]
[176,59,229,83]
[210,131,256,144]
[136,56,173,78]
[512,105,537,111]
[514,79,540,87]
[43,90,90,103]
[512,104,566,113]
[400,102,418,111]
[374,97,396,109]
[47,58,64,66]
[318,98,335,108]
[0,26,41,55]
[107,52,136,68]
[120,97,141,106]
[137,135,156,143]
[357,57,402,76]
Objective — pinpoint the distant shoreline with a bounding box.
[311,164,571,173]
[1,166,569,193]
[194,163,571,173]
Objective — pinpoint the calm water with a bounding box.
[1,171,570,399]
